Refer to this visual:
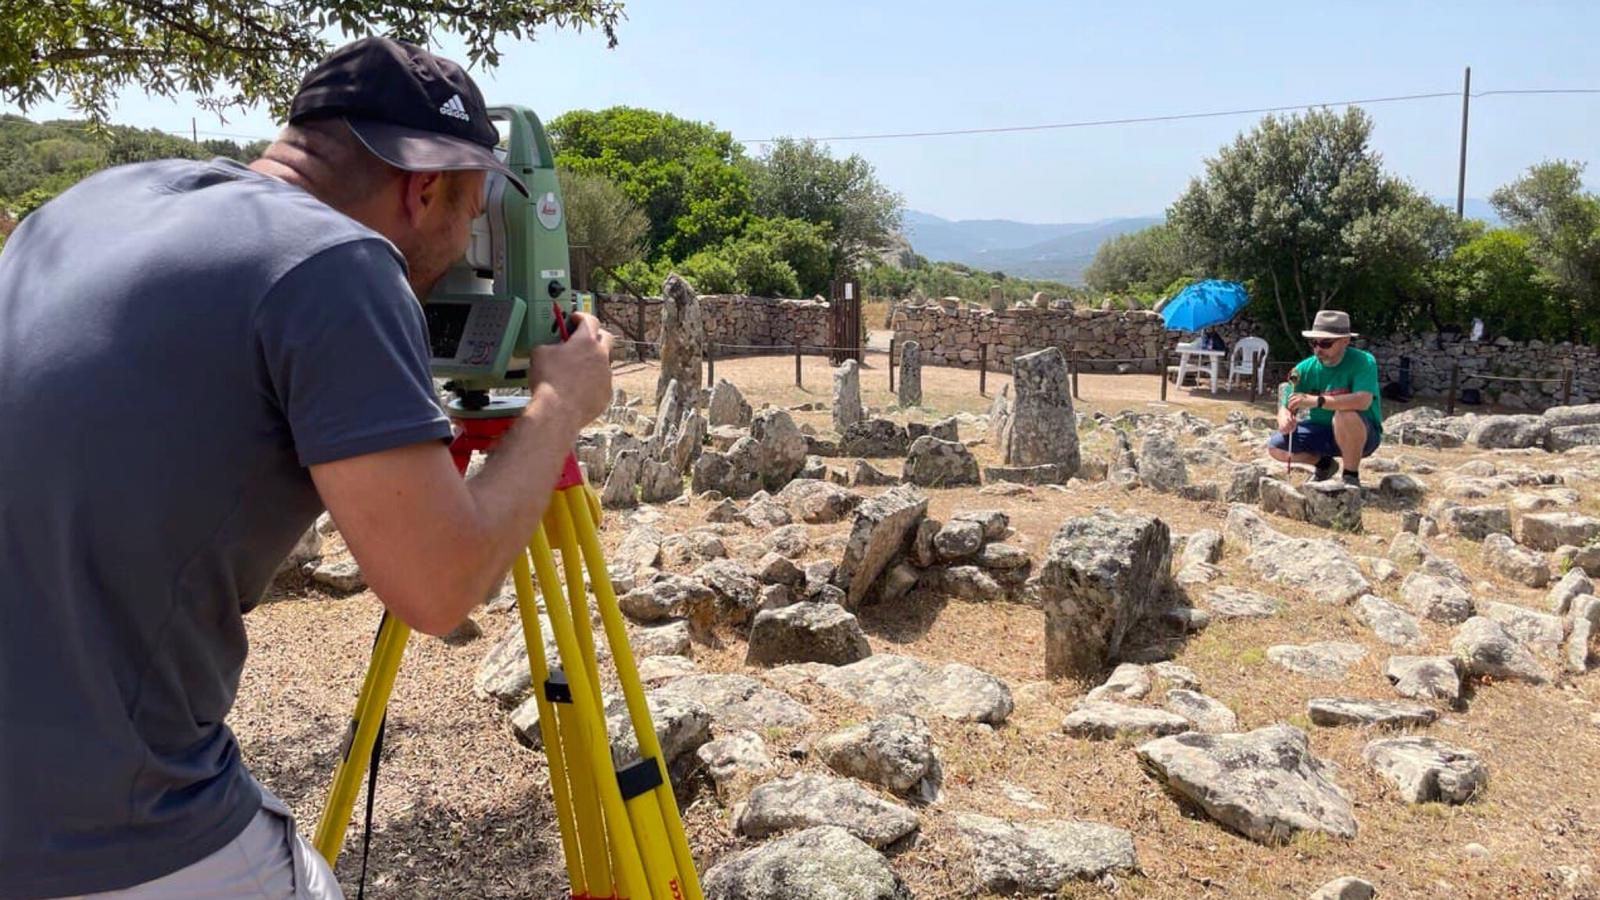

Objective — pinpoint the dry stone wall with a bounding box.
[1365,334,1597,409]
[599,293,833,358]
[891,303,1167,373]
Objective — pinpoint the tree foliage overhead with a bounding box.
[558,169,648,276]
[550,107,750,262]
[3,0,624,125]
[745,137,904,272]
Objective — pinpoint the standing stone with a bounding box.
[898,340,922,407]
[751,409,808,490]
[638,459,684,504]
[656,274,704,411]
[833,360,863,433]
[1034,510,1172,680]
[997,348,1079,481]
[1303,482,1363,532]
[601,449,642,509]
[834,486,929,609]
[707,378,752,428]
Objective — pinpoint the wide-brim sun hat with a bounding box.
[1302,310,1359,339]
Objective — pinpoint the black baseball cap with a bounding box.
[289,36,527,196]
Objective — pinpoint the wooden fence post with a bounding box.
[979,344,988,396]
[636,294,646,359]
[706,342,715,385]
[1070,347,1080,400]
[1561,365,1573,407]
[889,338,897,392]
[1447,363,1459,416]
[1158,345,1168,401]
[794,340,802,389]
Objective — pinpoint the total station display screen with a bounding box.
[425,302,473,359]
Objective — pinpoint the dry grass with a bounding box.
[234,353,1600,899]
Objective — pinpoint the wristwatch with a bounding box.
[1315,393,1326,409]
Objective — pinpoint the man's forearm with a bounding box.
[1325,391,1373,412]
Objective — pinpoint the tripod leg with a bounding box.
[312,612,412,865]
[528,526,652,900]
[556,487,704,900]
[509,551,592,898]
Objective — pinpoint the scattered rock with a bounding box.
[1363,736,1487,804]
[734,773,919,848]
[1163,689,1238,732]
[903,436,980,487]
[1378,473,1426,504]
[976,542,1031,570]
[702,825,912,900]
[1451,616,1551,684]
[1303,482,1363,531]
[1062,700,1191,739]
[1476,600,1566,660]
[1085,663,1152,701]
[952,508,1011,541]
[834,486,929,608]
[746,602,873,667]
[1137,431,1189,493]
[1468,414,1547,450]
[696,730,772,793]
[1310,876,1377,900]
[933,519,985,561]
[1401,572,1475,625]
[1515,511,1600,552]
[1439,504,1511,541]
[955,813,1138,894]
[1307,698,1439,728]
[1204,586,1282,619]
[751,409,809,490]
[1355,594,1423,648]
[1266,642,1368,680]
[841,417,910,457]
[1259,477,1307,521]
[308,558,364,593]
[938,565,1008,603]
[1547,568,1595,615]
[1385,655,1461,702]
[813,654,1014,724]
[1245,538,1370,605]
[276,526,322,577]
[618,573,715,624]
[1181,529,1224,566]
[1035,509,1172,680]
[849,458,900,487]
[775,478,862,524]
[814,714,941,799]
[707,378,752,428]
[655,673,814,731]
[1136,725,1357,844]
[1483,533,1550,587]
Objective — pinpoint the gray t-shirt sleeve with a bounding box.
[255,239,452,466]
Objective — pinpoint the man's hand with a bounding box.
[527,312,613,427]
[1277,405,1297,434]
[1285,392,1317,414]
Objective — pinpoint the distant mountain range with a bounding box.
[902,199,1504,285]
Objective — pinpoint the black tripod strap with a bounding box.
[356,711,386,900]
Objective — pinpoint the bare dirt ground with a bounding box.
[233,353,1600,899]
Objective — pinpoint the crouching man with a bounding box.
[1267,310,1384,487]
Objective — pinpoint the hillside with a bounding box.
[902,211,1161,283]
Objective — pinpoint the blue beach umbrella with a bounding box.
[1159,280,1250,331]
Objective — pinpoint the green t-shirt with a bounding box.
[1289,347,1383,431]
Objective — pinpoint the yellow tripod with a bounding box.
[312,408,702,900]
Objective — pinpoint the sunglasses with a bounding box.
[1309,338,1344,349]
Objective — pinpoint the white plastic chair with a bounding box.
[1228,337,1270,393]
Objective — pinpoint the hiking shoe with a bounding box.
[1313,457,1339,481]
[1341,470,1361,488]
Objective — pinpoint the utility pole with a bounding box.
[191,117,198,145]
[1455,66,1471,220]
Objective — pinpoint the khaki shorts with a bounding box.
[65,788,343,899]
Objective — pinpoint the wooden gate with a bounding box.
[829,276,862,364]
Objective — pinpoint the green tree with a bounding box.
[746,137,904,273]
[2,1,623,126]
[550,107,752,261]
[1169,107,1440,345]
[558,169,649,280]
[1083,223,1194,297]
[742,217,832,296]
[1490,160,1600,342]
[1438,229,1561,341]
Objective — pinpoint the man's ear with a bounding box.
[398,171,449,228]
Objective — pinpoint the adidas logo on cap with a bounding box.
[439,94,470,122]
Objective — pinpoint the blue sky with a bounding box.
[9,1,1599,222]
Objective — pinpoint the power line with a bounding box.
[739,87,1600,144]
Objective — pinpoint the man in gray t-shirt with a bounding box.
[0,39,613,899]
